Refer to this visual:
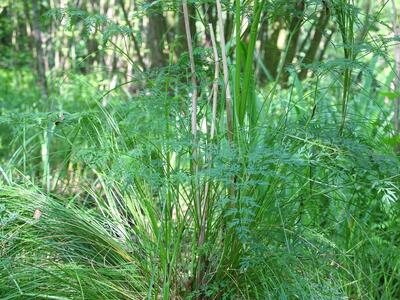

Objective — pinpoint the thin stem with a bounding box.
[216,0,233,142]
[234,0,241,121]
[209,23,219,140]
[183,0,198,143]
[182,0,201,274]
[196,23,220,283]
[392,0,400,135]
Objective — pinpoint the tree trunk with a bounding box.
[280,0,305,85]
[203,3,217,46]
[175,3,196,59]
[299,1,330,80]
[356,0,371,42]
[31,0,49,100]
[146,0,168,68]
[118,0,146,70]
[261,19,282,81]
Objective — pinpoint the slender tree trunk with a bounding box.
[216,0,233,141]
[299,1,330,80]
[317,26,335,63]
[204,4,217,46]
[11,7,19,53]
[118,0,146,70]
[105,0,116,73]
[224,9,233,42]
[31,0,49,100]
[356,0,371,42]
[261,19,282,81]
[280,0,305,85]
[298,20,314,55]
[176,3,196,59]
[146,0,168,68]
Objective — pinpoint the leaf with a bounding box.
[381,135,400,147]
[379,90,400,100]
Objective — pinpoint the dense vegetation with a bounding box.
[1,0,400,299]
